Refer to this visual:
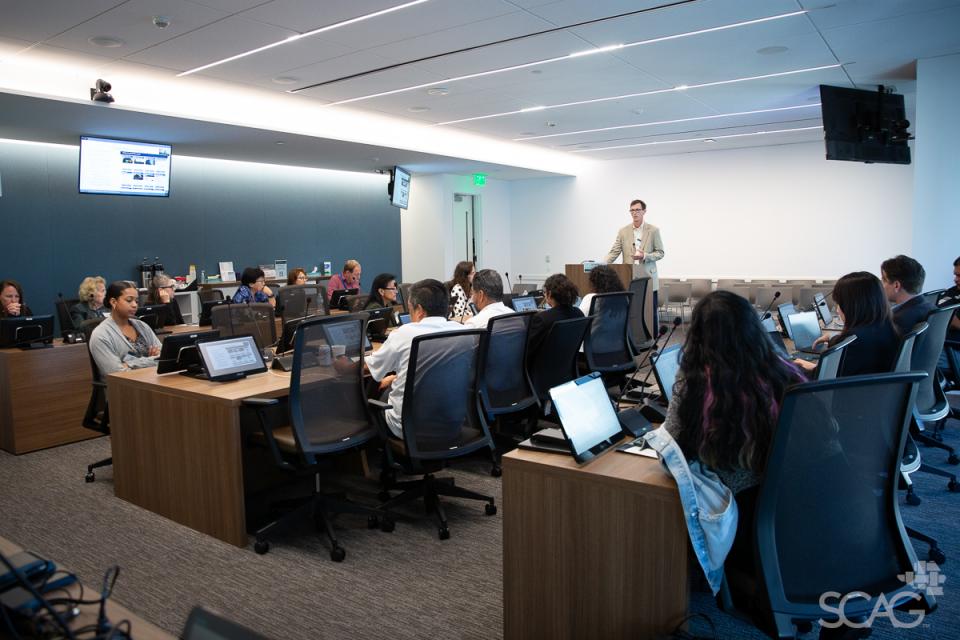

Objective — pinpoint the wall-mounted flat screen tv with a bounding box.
[79,136,172,196]
[389,166,411,209]
[819,85,911,165]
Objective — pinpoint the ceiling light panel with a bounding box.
[799,0,959,31]
[0,0,120,42]
[126,15,296,71]
[298,64,448,102]
[44,0,227,60]
[239,0,414,32]
[687,65,849,112]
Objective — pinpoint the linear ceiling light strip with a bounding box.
[573,125,824,151]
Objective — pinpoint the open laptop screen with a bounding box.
[321,318,371,357]
[814,292,832,325]
[196,335,266,381]
[777,302,798,339]
[786,311,821,350]
[549,372,623,464]
[652,344,682,403]
[511,296,537,312]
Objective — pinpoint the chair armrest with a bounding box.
[242,397,280,407]
[367,398,392,411]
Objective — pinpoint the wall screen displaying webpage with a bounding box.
[79,136,172,196]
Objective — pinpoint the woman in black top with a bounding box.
[0,280,31,317]
[527,273,583,358]
[798,271,899,376]
[364,273,398,310]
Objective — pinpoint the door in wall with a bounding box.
[453,194,481,266]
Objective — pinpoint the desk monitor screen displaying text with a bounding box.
[511,296,537,312]
[196,335,266,381]
[390,166,411,209]
[79,136,172,196]
[549,373,623,464]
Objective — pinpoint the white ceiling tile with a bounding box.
[192,37,352,82]
[800,0,960,30]
[46,0,229,60]
[0,1,124,43]
[294,56,445,101]
[239,0,409,31]
[689,66,851,112]
[187,0,271,11]
[125,15,296,71]
[520,0,672,26]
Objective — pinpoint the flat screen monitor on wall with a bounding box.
[389,166,411,209]
[819,84,911,165]
[79,136,172,196]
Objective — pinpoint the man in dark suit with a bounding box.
[881,254,934,334]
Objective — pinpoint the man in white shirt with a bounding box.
[366,279,466,438]
[464,269,513,329]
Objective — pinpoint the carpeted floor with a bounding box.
[1,395,959,639]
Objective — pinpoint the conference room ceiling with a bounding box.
[3,0,959,161]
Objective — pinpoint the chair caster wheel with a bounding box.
[380,518,395,533]
[85,472,95,483]
[491,465,502,478]
[438,526,450,540]
[906,493,922,506]
[949,454,959,465]
[254,540,270,555]
[485,503,497,516]
[929,547,946,564]
[367,515,380,529]
[378,490,391,502]
[948,479,960,492]
[330,546,346,562]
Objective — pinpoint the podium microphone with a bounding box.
[759,290,781,321]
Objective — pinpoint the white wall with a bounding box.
[912,53,960,289]
[508,141,914,283]
[401,174,512,283]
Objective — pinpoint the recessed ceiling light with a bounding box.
[427,87,449,96]
[530,69,543,75]
[703,138,716,143]
[408,106,430,112]
[88,36,125,48]
[546,121,557,127]
[275,141,285,145]
[632,108,645,116]
[757,45,789,55]
[271,76,300,85]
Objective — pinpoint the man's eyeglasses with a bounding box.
[630,208,644,214]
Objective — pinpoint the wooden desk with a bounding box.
[0,535,174,639]
[108,367,291,547]
[502,446,688,640]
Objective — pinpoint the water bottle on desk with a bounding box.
[200,270,206,284]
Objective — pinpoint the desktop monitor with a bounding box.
[330,288,359,311]
[549,372,624,464]
[0,315,55,348]
[510,296,537,312]
[195,335,267,381]
[136,303,181,329]
[199,299,231,326]
[157,330,220,374]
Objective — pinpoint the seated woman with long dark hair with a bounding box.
[527,273,583,358]
[577,264,624,316]
[365,273,399,310]
[447,261,475,320]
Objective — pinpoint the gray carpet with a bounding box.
[2,399,960,639]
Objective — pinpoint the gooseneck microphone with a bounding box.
[504,271,513,294]
[616,321,670,406]
[759,290,781,321]
[631,316,683,404]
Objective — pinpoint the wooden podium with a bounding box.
[565,263,657,345]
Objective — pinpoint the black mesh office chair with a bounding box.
[721,372,936,638]
[369,329,498,540]
[55,297,79,337]
[585,292,637,391]
[211,302,277,350]
[276,284,327,323]
[628,277,654,351]
[812,334,855,381]
[199,288,225,304]
[910,304,960,466]
[527,316,592,417]
[476,312,539,435]
[81,318,111,483]
[243,314,389,561]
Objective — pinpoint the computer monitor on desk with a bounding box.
[195,335,267,382]
[510,296,537,312]
[157,330,220,374]
[330,288,359,311]
[199,299,231,326]
[136,303,182,330]
[0,315,55,349]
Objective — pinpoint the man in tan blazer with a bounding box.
[605,199,665,291]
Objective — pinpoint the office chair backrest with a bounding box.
[667,281,692,303]
[528,316,592,404]
[689,279,712,299]
[755,287,779,311]
[755,372,931,620]
[477,312,538,417]
[55,297,79,336]
[813,334,856,381]
[288,314,377,461]
[585,292,635,372]
[729,285,754,304]
[199,288,225,303]
[892,322,929,373]
[911,304,959,413]
[402,329,488,460]
[277,284,326,324]
[211,302,276,350]
[921,289,945,306]
[81,318,109,433]
[627,277,652,347]
[715,279,739,291]
[797,287,817,311]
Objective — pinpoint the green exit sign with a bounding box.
[473,173,487,186]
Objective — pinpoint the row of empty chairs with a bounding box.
[659,278,837,322]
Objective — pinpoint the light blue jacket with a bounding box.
[643,427,738,594]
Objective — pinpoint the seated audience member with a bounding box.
[527,273,583,358]
[447,261,475,320]
[365,273,399,311]
[881,254,934,334]
[578,265,625,316]
[366,279,466,437]
[146,274,185,324]
[70,276,108,326]
[326,260,362,301]
[89,281,161,374]
[944,256,960,340]
[233,267,276,307]
[797,271,899,376]
[464,269,512,329]
[0,280,32,317]
[286,268,309,286]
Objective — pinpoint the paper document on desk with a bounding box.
[618,443,658,459]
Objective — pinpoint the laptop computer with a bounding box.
[522,372,625,464]
[777,302,798,339]
[814,292,842,329]
[510,296,537,312]
[786,311,826,354]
